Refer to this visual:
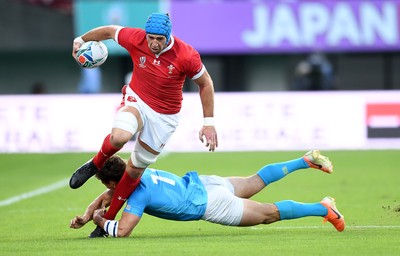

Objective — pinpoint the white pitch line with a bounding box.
[0,178,69,207]
[350,226,400,229]
[0,153,171,208]
[251,225,400,230]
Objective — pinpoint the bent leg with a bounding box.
[228,157,309,198]
[93,106,142,169]
[70,113,139,190]
[228,175,265,198]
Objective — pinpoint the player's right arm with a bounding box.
[92,174,151,237]
[72,25,123,58]
[195,69,218,152]
[93,209,141,237]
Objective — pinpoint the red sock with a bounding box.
[103,171,141,220]
[92,134,121,169]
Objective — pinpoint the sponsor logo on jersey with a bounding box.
[153,59,161,66]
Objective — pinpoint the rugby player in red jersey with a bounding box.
[70,13,218,237]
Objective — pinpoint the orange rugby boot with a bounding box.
[303,150,333,174]
[321,196,345,232]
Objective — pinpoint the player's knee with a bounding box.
[263,204,280,224]
[130,150,158,168]
[110,130,132,147]
[130,142,159,168]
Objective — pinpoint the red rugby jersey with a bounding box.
[117,28,204,114]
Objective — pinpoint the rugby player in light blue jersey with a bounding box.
[70,151,345,238]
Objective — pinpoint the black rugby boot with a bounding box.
[69,160,98,189]
[88,226,108,238]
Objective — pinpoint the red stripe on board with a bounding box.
[367,103,400,116]
[366,103,400,126]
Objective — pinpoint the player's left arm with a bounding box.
[194,69,218,152]
[70,189,113,229]
[93,209,141,238]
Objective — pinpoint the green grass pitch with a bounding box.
[0,150,399,255]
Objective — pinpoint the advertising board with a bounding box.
[1,91,399,153]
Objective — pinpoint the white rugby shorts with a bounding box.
[120,86,180,152]
[199,175,244,226]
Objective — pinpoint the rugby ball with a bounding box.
[76,41,108,69]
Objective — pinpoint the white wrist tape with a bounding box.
[203,117,215,126]
[73,36,85,44]
[104,220,119,237]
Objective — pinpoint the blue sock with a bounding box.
[257,157,309,185]
[274,200,328,220]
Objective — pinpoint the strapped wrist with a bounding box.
[73,36,85,44]
[203,117,214,126]
[105,220,119,237]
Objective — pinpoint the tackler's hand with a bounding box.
[93,208,106,220]
[70,215,90,229]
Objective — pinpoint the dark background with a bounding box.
[0,0,399,95]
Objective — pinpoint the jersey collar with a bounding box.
[155,36,175,58]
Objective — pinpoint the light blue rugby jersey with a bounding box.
[124,168,208,221]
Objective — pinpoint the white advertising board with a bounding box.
[1,91,399,153]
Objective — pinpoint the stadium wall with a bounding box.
[0,1,399,95]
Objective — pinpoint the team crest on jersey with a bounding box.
[167,64,175,74]
[139,56,146,68]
